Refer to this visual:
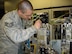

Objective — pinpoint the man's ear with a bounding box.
[18,10,22,15]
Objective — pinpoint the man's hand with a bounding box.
[34,19,42,29]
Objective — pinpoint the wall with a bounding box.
[29,0,72,9]
[0,0,5,18]
[4,0,20,13]
[5,0,72,12]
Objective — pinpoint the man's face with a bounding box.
[19,9,33,20]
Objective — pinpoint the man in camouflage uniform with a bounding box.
[0,0,42,54]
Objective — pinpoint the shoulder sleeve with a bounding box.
[2,16,37,43]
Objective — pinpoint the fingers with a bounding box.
[34,19,42,29]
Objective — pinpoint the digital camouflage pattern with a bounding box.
[0,10,37,54]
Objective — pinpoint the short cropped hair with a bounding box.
[17,0,33,13]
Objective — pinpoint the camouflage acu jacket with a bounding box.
[0,10,37,54]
